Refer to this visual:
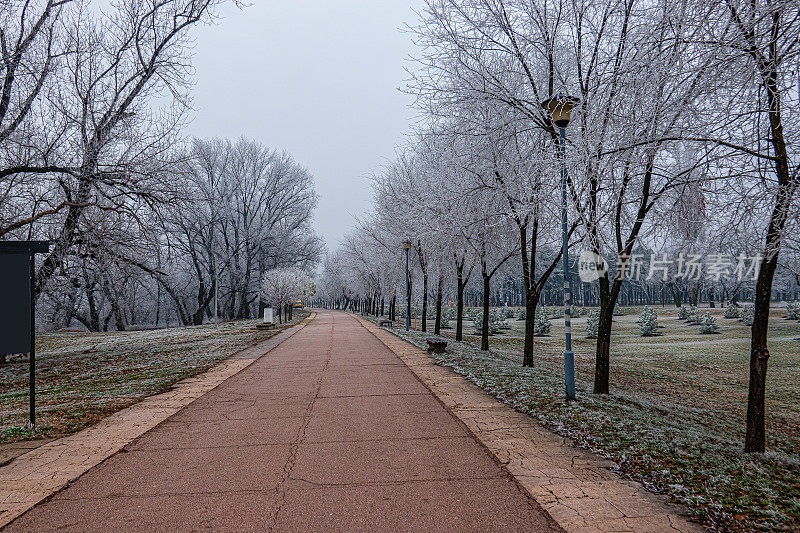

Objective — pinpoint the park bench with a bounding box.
[379,319,393,327]
[426,337,448,354]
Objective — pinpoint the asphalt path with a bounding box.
[5,311,560,532]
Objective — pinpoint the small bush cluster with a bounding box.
[517,307,526,321]
[472,310,507,335]
[534,308,552,336]
[678,306,690,320]
[685,306,700,325]
[586,308,600,339]
[637,307,659,336]
[786,302,800,320]
[499,307,515,320]
[698,311,719,334]
[723,304,739,319]
[740,305,755,326]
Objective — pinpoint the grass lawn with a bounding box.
[377,305,800,532]
[0,312,308,445]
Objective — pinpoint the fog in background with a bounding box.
[188,1,424,250]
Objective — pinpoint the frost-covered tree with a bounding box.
[260,267,313,323]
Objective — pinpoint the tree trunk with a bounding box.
[434,272,443,335]
[594,277,622,394]
[519,223,534,367]
[421,273,428,332]
[456,264,465,341]
[481,272,490,351]
[523,291,539,367]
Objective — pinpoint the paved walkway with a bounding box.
[4,311,560,532]
[357,317,702,533]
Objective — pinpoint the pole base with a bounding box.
[564,349,576,401]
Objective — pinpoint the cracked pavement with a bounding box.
[356,316,704,533]
[2,311,560,532]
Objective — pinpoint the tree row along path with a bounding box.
[4,311,560,532]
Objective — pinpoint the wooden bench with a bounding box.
[379,319,393,327]
[426,337,448,354]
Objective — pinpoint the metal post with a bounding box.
[29,252,35,428]
[405,246,411,331]
[559,125,576,401]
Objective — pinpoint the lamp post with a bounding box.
[542,94,579,402]
[404,241,411,331]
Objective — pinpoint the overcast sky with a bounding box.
[187,1,424,251]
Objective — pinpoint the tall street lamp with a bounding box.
[403,241,412,331]
[542,93,580,402]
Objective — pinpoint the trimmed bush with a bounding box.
[586,308,600,339]
[723,304,739,319]
[499,307,515,320]
[786,302,800,320]
[534,309,552,336]
[741,305,755,326]
[699,311,719,334]
[637,307,659,336]
[517,307,527,321]
[678,306,690,320]
[472,310,507,335]
[685,306,700,325]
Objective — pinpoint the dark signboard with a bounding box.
[0,252,31,355]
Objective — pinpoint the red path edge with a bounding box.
[3,310,562,533]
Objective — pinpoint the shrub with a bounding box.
[586,308,600,339]
[698,312,719,334]
[786,302,800,320]
[741,305,755,326]
[637,307,659,336]
[685,306,700,325]
[472,312,485,335]
[723,304,739,319]
[472,310,506,335]
[517,307,526,321]
[613,306,625,316]
[499,307,515,320]
[678,306,690,320]
[444,307,456,321]
[534,308,552,336]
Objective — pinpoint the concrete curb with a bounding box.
[0,313,316,529]
[355,316,703,533]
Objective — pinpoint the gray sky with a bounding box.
[187,1,424,250]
